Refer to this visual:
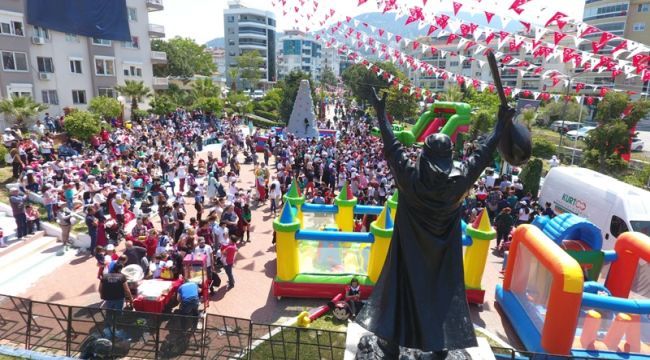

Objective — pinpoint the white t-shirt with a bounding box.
[518,208,529,222]
[194,244,213,267]
[213,225,229,247]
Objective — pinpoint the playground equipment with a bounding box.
[463,210,497,304]
[273,180,397,298]
[371,101,471,146]
[496,216,650,358]
[296,293,345,327]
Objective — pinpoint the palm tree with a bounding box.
[0,96,48,130]
[521,108,537,130]
[228,68,239,92]
[441,85,464,102]
[114,80,151,121]
[191,77,220,99]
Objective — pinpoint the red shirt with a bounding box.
[221,243,237,265]
[144,236,157,258]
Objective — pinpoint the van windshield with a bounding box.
[630,221,650,236]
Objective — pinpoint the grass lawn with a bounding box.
[0,165,89,236]
[249,313,511,359]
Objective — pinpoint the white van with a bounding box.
[539,167,650,297]
[539,166,650,250]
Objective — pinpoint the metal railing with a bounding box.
[151,51,167,62]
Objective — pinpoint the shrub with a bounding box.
[254,109,279,121]
[63,110,101,141]
[0,144,7,166]
[532,138,556,159]
[519,158,543,197]
[250,116,280,128]
[88,96,122,120]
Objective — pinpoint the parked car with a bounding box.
[631,137,644,152]
[549,120,581,133]
[252,90,264,100]
[566,126,596,141]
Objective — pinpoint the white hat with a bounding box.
[106,244,115,251]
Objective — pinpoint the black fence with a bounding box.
[0,294,345,359]
[0,294,580,360]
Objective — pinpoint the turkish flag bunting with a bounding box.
[485,31,495,44]
[520,21,531,32]
[597,32,616,46]
[545,12,568,31]
[488,84,495,93]
[579,25,600,38]
[612,69,623,78]
[435,14,450,29]
[611,40,628,54]
[453,2,463,15]
[472,79,481,89]
[427,25,438,36]
[534,67,543,75]
[575,83,585,93]
[405,6,424,25]
[460,24,472,37]
[504,87,512,97]
[395,35,402,43]
[357,0,367,4]
[552,77,561,87]
[643,71,650,82]
[465,41,476,51]
[586,96,594,105]
[592,41,605,54]
[553,32,567,45]
[379,29,385,37]
[632,54,648,67]
[509,39,523,52]
[346,16,352,22]
[447,33,459,44]
[600,88,609,97]
[562,48,576,63]
[509,0,529,15]
[502,55,513,63]
[413,41,420,50]
[499,31,510,40]
[485,12,495,24]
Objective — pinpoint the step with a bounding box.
[0,236,74,296]
[0,230,45,254]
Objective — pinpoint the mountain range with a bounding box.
[204,11,522,48]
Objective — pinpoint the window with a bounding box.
[127,7,138,21]
[610,215,629,238]
[0,20,23,36]
[41,90,59,105]
[449,61,459,67]
[33,26,49,39]
[98,88,115,97]
[123,65,143,77]
[72,90,87,104]
[10,90,31,98]
[95,57,115,76]
[583,3,628,21]
[633,22,646,31]
[70,59,83,74]
[37,57,54,73]
[227,16,235,23]
[123,36,139,49]
[1,51,28,71]
[228,40,236,46]
[638,3,650,12]
[92,38,112,46]
[65,33,79,42]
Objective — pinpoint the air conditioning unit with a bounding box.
[31,36,45,45]
[38,72,52,81]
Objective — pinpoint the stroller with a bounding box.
[243,150,253,164]
[104,219,125,245]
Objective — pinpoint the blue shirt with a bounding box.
[178,282,199,303]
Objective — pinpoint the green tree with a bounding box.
[237,51,264,90]
[464,88,500,115]
[469,110,494,140]
[226,92,253,117]
[192,97,223,115]
[583,93,650,173]
[228,68,240,92]
[538,100,588,125]
[520,108,537,130]
[149,95,176,115]
[190,77,220,99]
[278,70,315,121]
[623,165,650,188]
[519,158,543,196]
[161,83,193,107]
[440,84,464,102]
[342,62,417,121]
[64,110,101,141]
[0,96,48,130]
[151,37,215,79]
[320,66,337,87]
[114,80,152,121]
[88,96,122,120]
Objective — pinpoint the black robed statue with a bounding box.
[355,86,527,358]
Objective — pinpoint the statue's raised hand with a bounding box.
[370,87,388,118]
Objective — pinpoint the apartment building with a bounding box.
[0,0,167,124]
[278,30,322,80]
[223,0,277,90]
[580,0,650,97]
[208,47,227,86]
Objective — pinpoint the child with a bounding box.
[0,227,5,248]
[25,204,40,234]
[242,203,251,242]
[345,278,363,319]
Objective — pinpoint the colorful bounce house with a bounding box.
[371,101,472,145]
[272,180,397,298]
[496,213,650,358]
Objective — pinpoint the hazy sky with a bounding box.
[149,0,586,45]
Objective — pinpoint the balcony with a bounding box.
[151,51,167,64]
[152,77,169,90]
[148,24,165,38]
[146,0,164,12]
